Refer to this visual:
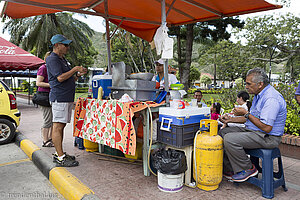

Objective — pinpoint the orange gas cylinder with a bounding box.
[193,119,223,191]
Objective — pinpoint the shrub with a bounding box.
[219,85,249,112]
[275,83,300,136]
[75,87,89,93]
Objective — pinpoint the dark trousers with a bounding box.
[219,127,281,173]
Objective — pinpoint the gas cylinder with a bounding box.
[83,139,99,152]
[97,86,104,100]
[193,119,223,191]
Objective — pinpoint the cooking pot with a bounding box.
[129,73,154,81]
[169,90,181,100]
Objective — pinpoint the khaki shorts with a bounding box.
[40,106,52,128]
[51,101,73,123]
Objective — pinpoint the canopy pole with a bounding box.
[161,0,170,104]
[104,0,112,75]
[28,70,30,105]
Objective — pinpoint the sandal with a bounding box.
[42,139,54,147]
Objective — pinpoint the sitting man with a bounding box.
[219,68,287,182]
[194,90,207,107]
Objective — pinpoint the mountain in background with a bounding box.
[90,31,107,68]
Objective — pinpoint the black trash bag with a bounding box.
[152,148,187,175]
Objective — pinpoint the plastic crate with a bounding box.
[103,145,124,157]
[157,122,200,148]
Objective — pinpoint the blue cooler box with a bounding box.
[92,75,112,99]
[157,107,211,147]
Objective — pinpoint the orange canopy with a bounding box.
[2,0,281,41]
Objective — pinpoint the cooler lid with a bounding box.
[92,75,112,80]
[159,107,210,117]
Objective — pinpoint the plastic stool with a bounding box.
[166,145,193,185]
[245,148,288,199]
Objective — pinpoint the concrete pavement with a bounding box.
[0,142,64,200]
[15,97,300,200]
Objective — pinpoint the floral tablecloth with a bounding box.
[73,98,164,155]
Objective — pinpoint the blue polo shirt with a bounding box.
[46,52,75,102]
[245,84,287,136]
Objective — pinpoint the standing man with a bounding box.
[152,59,179,89]
[296,82,300,105]
[219,68,286,182]
[46,34,87,167]
[193,90,207,107]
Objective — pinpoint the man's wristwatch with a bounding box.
[244,112,250,119]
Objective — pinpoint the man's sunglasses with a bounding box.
[59,43,70,47]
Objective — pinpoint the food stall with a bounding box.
[74,61,166,176]
[2,0,282,180]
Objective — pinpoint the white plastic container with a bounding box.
[157,172,184,193]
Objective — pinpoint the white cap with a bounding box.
[155,58,164,65]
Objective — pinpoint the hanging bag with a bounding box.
[32,91,51,107]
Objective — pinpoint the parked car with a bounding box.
[0,80,21,144]
[191,85,201,89]
[208,84,221,89]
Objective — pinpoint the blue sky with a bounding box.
[0,0,299,40]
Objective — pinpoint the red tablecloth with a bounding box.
[73,98,164,155]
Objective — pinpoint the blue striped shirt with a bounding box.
[245,84,287,136]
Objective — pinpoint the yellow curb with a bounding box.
[20,139,40,160]
[49,167,94,200]
[0,158,31,167]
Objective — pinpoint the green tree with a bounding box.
[198,40,260,81]
[235,14,300,82]
[3,13,98,68]
[200,74,211,88]
[235,78,243,86]
[109,24,156,73]
[189,65,201,84]
[169,17,244,89]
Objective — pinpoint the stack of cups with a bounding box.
[191,99,197,107]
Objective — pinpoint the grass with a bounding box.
[17,91,89,101]
[75,93,89,100]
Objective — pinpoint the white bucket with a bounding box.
[157,172,184,193]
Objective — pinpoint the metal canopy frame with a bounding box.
[1,0,282,97]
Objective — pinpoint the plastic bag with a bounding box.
[152,148,187,175]
[119,94,134,102]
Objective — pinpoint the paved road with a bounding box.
[0,142,64,200]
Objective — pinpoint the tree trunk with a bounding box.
[214,53,217,86]
[175,26,183,79]
[182,24,194,90]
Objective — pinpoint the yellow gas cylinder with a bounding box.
[193,119,223,191]
[97,86,103,100]
[83,139,99,152]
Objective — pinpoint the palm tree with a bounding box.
[3,13,96,66]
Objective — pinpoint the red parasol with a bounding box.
[0,36,45,71]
